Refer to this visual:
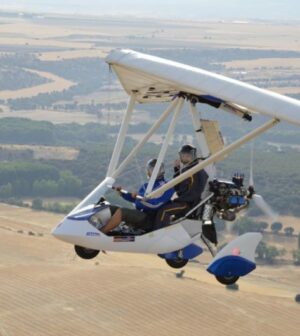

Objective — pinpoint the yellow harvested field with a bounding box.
[223,58,300,70]
[0,36,92,49]
[1,17,300,53]
[0,203,299,336]
[0,68,75,100]
[0,20,75,39]
[268,87,300,95]
[36,48,110,61]
[0,203,62,233]
[276,215,300,234]
[258,215,300,234]
[0,109,98,124]
[147,21,300,51]
[0,144,79,160]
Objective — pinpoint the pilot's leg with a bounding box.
[121,208,151,231]
[154,202,189,230]
[101,207,122,233]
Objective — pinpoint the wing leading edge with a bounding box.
[106,49,300,126]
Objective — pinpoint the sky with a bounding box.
[1,0,300,21]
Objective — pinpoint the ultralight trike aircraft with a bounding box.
[52,49,300,285]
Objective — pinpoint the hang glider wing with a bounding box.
[106,49,300,126]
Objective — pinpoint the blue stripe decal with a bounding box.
[200,95,225,104]
[207,255,256,277]
[159,244,203,260]
[67,204,110,221]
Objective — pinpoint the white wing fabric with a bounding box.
[106,49,300,126]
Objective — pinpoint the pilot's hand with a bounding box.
[131,192,138,199]
[174,159,181,168]
[114,185,122,194]
[248,186,255,198]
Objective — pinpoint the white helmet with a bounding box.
[146,158,165,178]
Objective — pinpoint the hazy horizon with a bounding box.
[1,0,300,21]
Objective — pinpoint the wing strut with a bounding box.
[146,97,184,194]
[146,118,280,198]
[107,94,136,177]
[112,97,181,178]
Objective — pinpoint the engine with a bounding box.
[208,175,249,221]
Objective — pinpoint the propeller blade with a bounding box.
[253,194,278,221]
[248,142,278,221]
[249,142,254,186]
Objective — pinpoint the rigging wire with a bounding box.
[103,65,113,172]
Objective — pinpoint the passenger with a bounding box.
[154,144,209,230]
[101,159,174,233]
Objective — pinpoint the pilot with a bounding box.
[100,159,174,233]
[154,144,209,230]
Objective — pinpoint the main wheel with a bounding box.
[74,245,100,259]
[165,258,188,269]
[215,275,239,285]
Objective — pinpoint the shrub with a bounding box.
[271,222,283,234]
[32,198,43,210]
[256,241,285,264]
[232,217,265,235]
[292,250,300,266]
[284,226,295,236]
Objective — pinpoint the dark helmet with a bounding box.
[146,158,165,177]
[179,144,197,161]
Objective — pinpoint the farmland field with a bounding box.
[0,203,299,336]
[0,12,300,336]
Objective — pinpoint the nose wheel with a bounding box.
[74,245,100,259]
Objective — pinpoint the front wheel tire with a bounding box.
[74,245,100,259]
[215,275,239,285]
[166,258,188,269]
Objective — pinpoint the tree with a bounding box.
[264,246,285,264]
[255,242,285,264]
[284,226,295,237]
[271,222,283,234]
[33,180,59,197]
[298,233,300,250]
[256,241,267,260]
[0,183,12,198]
[32,198,43,210]
[257,221,269,232]
[232,217,263,235]
[293,250,300,266]
[58,170,81,196]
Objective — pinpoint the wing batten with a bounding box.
[106,49,300,126]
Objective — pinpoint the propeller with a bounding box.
[249,142,278,221]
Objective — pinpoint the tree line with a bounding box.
[0,162,81,198]
[0,117,300,216]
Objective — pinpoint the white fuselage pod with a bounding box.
[52,214,201,255]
